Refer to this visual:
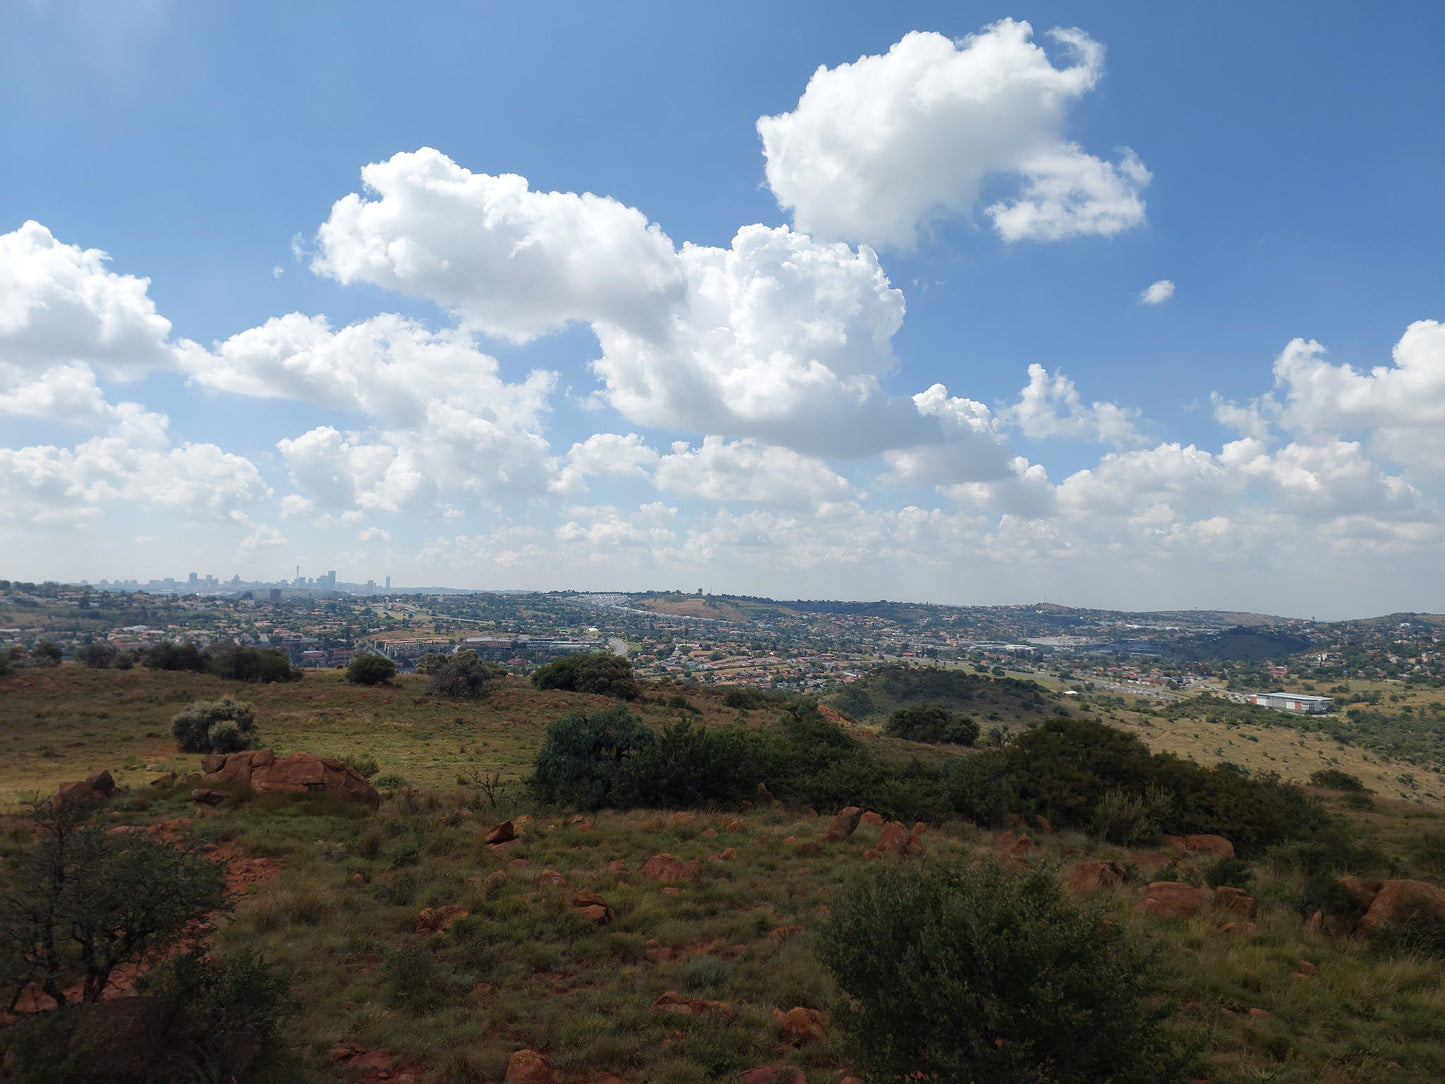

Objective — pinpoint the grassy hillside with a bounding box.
[823,663,1072,729]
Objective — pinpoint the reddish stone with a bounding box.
[822,806,863,843]
[538,869,569,888]
[199,749,379,807]
[486,820,516,845]
[709,848,738,863]
[642,853,696,883]
[878,821,921,856]
[725,819,746,831]
[652,990,735,1022]
[739,1067,807,1084]
[1355,879,1445,942]
[1161,835,1188,853]
[1063,859,1126,893]
[768,925,804,940]
[415,904,468,933]
[860,811,885,827]
[702,827,719,838]
[1136,881,1211,919]
[1213,886,1257,917]
[506,1049,552,1084]
[772,1006,829,1045]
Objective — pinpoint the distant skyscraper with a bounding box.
[385,575,391,590]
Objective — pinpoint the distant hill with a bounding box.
[1161,626,1312,662]
[824,664,1072,728]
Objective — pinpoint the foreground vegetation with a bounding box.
[2,663,1444,1081]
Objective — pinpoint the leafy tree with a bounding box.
[144,641,207,672]
[533,706,656,810]
[428,650,502,698]
[203,641,300,683]
[346,653,396,686]
[819,862,1178,1083]
[0,800,228,1011]
[31,642,62,668]
[884,701,980,745]
[532,652,640,700]
[76,642,118,668]
[172,697,260,754]
[413,652,450,675]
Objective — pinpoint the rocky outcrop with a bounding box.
[485,820,516,845]
[822,806,863,843]
[505,1049,552,1084]
[878,821,923,856]
[55,770,117,806]
[1342,878,1445,943]
[198,749,379,807]
[1064,859,1127,894]
[642,853,700,883]
[1214,886,1257,918]
[1136,881,1211,919]
[415,904,468,933]
[772,1006,829,1046]
[1184,834,1236,857]
[571,889,614,924]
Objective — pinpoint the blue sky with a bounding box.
[2,1,1442,616]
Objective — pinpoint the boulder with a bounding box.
[1213,886,1257,918]
[1185,834,1235,858]
[708,848,738,863]
[642,853,699,883]
[415,904,469,933]
[1354,879,1445,943]
[822,806,864,843]
[485,820,516,845]
[571,889,614,923]
[1136,881,1211,919]
[772,1006,829,1046]
[199,749,379,807]
[538,869,569,888]
[860,811,885,827]
[188,788,227,805]
[1161,835,1188,853]
[794,841,823,857]
[506,1049,552,1084]
[55,769,117,806]
[1063,859,1127,894]
[878,821,922,856]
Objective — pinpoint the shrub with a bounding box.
[884,701,980,745]
[31,641,62,667]
[532,653,640,700]
[428,650,502,698]
[344,752,381,779]
[76,642,118,668]
[172,697,259,755]
[1309,768,1370,792]
[346,653,396,686]
[1091,785,1173,845]
[413,652,449,675]
[533,706,656,810]
[204,642,300,683]
[144,641,207,672]
[819,862,1178,1083]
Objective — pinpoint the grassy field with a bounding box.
[3,666,1445,1081]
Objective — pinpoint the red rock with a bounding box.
[56,769,118,806]
[709,848,738,863]
[538,869,569,888]
[822,806,863,843]
[415,904,468,933]
[188,788,227,805]
[1063,859,1126,893]
[652,990,735,1021]
[1184,834,1235,858]
[1032,814,1053,834]
[642,853,695,883]
[1005,812,1028,830]
[1355,879,1445,942]
[506,1048,552,1084]
[486,820,516,845]
[571,815,594,831]
[606,859,627,875]
[862,848,881,860]
[724,819,745,831]
[739,1066,807,1084]
[1295,959,1317,975]
[879,821,921,856]
[199,749,379,807]
[1136,881,1211,919]
[509,858,532,870]
[860,811,884,827]
[772,1006,829,1045]
[1162,835,1188,853]
[1338,875,1384,910]
[702,827,719,838]
[1247,1007,1271,1019]
[572,889,614,923]
[1213,886,1257,917]
[794,841,822,857]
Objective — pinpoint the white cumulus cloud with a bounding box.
[756,21,1148,249]
[653,436,852,506]
[1138,279,1175,305]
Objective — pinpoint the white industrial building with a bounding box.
[1247,691,1334,714]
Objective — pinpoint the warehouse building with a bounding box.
[1247,691,1334,714]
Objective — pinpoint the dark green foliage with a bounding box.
[144,641,207,672]
[531,652,640,700]
[1309,768,1370,792]
[1204,856,1254,890]
[149,949,292,1079]
[616,721,791,808]
[76,642,119,668]
[828,663,1063,727]
[0,800,228,1011]
[31,641,62,667]
[346,653,396,686]
[413,652,449,675]
[344,752,381,780]
[884,701,980,745]
[428,650,503,698]
[202,641,300,683]
[819,862,1178,1083]
[533,706,657,810]
[722,686,791,710]
[171,697,260,754]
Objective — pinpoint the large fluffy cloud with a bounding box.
[1273,321,1445,473]
[653,436,852,506]
[756,21,1148,249]
[1002,363,1143,447]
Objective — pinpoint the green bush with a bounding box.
[819,862,1178,1083]
[344,752,381,779]
[76,642,118,668]
[1309,768,1370,792]
[346,653,396,686]
[172,698,260,755]
[428,650,502,698]
[203,642,300,683]
[144,641,207,672]
[532,653,640,700]
[533,706,657,810]
[884,701,980,745]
